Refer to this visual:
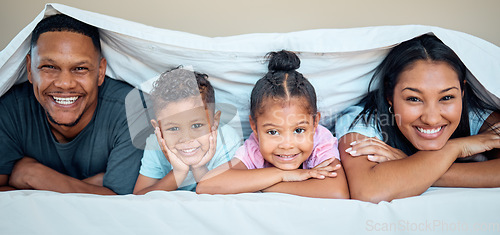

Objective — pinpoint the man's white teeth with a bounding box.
[54,96,78,105]
[417,126,442,134]
[181,147,197,153]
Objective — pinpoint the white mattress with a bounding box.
[1,188,500,234]
[0,3,499,234]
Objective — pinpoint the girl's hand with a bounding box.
[281,158,341,182]
[192,125,218,170]
[345,137,407,163]
[455,122,500,158]
[154,127,190,173]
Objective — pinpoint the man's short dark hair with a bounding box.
[31,14,101,54]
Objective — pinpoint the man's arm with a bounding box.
[9,157,116,195]
[0,175,15,191]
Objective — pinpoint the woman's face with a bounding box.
[390,60,463,151]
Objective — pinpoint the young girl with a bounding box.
[197,50,349,199]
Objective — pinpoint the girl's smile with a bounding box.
[250,97,320,170]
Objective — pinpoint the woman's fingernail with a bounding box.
[350,141,356,145]
[345,147,352,152]
[336,164,341,168]
[367,155,374,160]
[349,150,357,156]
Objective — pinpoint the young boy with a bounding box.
[133,67,242,194]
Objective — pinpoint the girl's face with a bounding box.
[250,97,320,170]
[390,60,463,151]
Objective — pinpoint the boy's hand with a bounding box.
[154,127,190,173]
[192,125,218,170]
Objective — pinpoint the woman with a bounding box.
[335,34,500,203]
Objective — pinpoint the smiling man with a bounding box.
[0,14,143,195]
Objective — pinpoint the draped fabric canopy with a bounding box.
[1,4,499,136]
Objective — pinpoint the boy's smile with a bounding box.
[156,97,216,166]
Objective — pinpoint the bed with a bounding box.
[1,3,499,235]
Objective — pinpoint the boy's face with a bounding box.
[155,97,219,166]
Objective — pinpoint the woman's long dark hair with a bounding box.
[351,34,499,155]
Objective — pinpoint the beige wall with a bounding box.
[1,0,499,50]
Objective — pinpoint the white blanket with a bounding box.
[1,3,499,137]
[1,188,500,234]
[0,3,499,235]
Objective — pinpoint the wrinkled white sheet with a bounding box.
[0,3,499,235]
[1,188,500,235]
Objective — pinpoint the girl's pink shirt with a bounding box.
[235,125,340,169]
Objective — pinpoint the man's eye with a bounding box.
[166,127,179,131]
[267,130,279,136]
[192,123,203,129]
[75,67,88,71]
[294,128,305,134]
[40,65,55,70]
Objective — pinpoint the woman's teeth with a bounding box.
[417,126,442,134]
[53,96,78,105]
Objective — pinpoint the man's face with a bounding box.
[27,31,106,133]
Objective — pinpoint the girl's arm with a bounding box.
[261,158,349,199]
[433,112,500,187]
[339,132,461,203]
[196,158,337,195]
[133,170,188,195]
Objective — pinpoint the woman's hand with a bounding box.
[281,158,341,182]
[454,122,500,158]
[345,137,407,163]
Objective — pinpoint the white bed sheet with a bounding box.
[1,188,500,235]
[0,3,499,235]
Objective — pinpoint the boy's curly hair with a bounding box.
[150,67,215,115]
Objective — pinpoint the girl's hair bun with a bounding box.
[267,50,300,72]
